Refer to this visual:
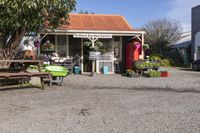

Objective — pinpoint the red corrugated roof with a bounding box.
[57,14,135,31]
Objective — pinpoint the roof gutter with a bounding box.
[40,29,145,36]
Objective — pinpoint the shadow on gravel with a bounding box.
[179,68,199,72]
[0,84,40,91]
[92,86,200,93]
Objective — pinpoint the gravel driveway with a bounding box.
[0,67,200,133]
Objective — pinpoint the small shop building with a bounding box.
[39,14,145,74]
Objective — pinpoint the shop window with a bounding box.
[69,35,81,57]
[57,35,67,57]
[99,39,112,53]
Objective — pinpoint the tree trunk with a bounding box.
[0,33,4,48]
[0,30,26,68]
[11,29,26,50]
[0,48,16,68]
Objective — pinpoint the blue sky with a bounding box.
[75,0,200,31]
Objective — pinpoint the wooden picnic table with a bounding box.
[0,60,50,89]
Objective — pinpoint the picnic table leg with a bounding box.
[40,78,45,90]
[38,62,45,90]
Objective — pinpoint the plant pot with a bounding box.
[145,67,153,70]
[127,73,136,77]
[160,71,170,77]
[153,67,159,71]
[126,73,132,77]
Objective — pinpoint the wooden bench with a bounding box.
[0,72,50,79]
[0,72,51,89]
[0,60,50,90]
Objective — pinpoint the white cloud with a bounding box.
[167,0,200,31]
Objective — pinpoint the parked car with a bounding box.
[192,59,200,71]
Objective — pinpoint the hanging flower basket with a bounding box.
[42,42,55,52]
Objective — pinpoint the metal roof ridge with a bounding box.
[69,13,124,17]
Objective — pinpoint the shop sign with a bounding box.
[73,34,112,39]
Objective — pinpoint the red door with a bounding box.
[126,43,134,69]
[126,42,141,69]
[133,42,141,61]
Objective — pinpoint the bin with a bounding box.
[74,66,80,74]
[103,66,109,74]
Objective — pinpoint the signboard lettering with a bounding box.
[73,34,112,39]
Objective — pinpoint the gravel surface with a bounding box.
[0,67,200,133]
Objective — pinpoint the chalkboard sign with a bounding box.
[89,52,101,60]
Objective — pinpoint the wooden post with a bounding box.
[91,40,95,76]
[141,33,145,59]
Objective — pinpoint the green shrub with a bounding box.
[164,49,184,66]
[149,54,171,67]
[159,59,171,66]
[149,54,161,61]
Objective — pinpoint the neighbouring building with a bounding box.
[172,31,191,67]
[39,14,145,74]
[192,5,200,61]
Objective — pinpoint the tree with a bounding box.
[0,0,76,59]
[78,9,95,14]
[142,18,183,55]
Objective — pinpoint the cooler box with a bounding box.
[103,66,109,74]
[74,66,80,74]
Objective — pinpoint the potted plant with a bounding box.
[126,69,136,77]
[42,40,55,52]
[143,62,154,70]
[134,61,154,70]
[153,63,160,70]
[134,60,145,70]
[84,41,103,52]
[134,60,146,75]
